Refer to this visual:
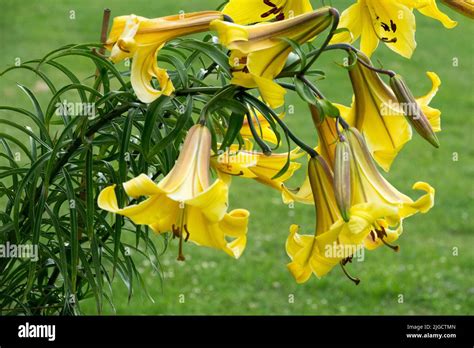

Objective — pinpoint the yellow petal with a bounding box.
[284,0,313,19]
[331,1,362,44]
[350,59,413,171]
[186,179,229,223]
[286,225,317,283]
[109,15,141,63]
[123,173,162,198]
[210,19,250,46]
[185,206,249,258]
[366,0,417,58]
[222,0,286,25]
[97,185,120,212]
[281,176,314,205]
[130,45,174,103]
[414,0,457,28]
[97,183,180,228]
[158,125,212,201]
[216,209,250,258]
[359,1,381,57]
[416,71,442,132]
[252,74,287,109]
[399,181,435,216]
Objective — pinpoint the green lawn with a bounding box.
[1,0,473,315]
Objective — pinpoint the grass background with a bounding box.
[1,0,473,315]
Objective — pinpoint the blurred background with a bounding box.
[1,0,473,315]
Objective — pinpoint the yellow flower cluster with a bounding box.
[98,0,465,284]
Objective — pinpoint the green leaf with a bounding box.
[159,54,188,88]
[294,78,318,105]
[177,39,231,78]
[220,112,245,151]
[148,95,193,158]
[62,169,79,293]
[279,37,307,70]
[318,99,340,118]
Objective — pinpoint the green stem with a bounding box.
[324,43,395,77]
[176,86,221,96]
[243,93,318,158]
[299,75,324,99]
[245,105,272,156]
[300,8,340,75]
[199,85,237,124]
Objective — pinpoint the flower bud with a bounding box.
[334,139,351,222]
[440,0,474,19]
[390,74,440,148]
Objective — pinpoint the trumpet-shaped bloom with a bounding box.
[331,0,457,58]
[281,104,339,205]
[286,128,435,283]
[211,8,334,108]
[342,52,442,171]
[223,0,313,25]
[106,12,223,103]
[212,141,303,192]
[98,125,249,259]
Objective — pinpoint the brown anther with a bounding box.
[375,226,400,252]
[381,239,400,252]
[171,224,180,239]
[370,230,376,242]
[341,256,353,266]
[183,224,190,242]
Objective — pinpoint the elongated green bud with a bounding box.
[334,139,351,222]
[390,74,440,148]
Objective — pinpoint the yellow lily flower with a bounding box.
[342,127,435,250]
[280,104,338,205]
[286,155,392,283]
[212,141,303,192]
[286,128,435,283]
[222,0,313,25]
[98,124,249,260]
[341,52,442,171]
[106,11,224,103]
[331,0,457,58]
[211,8,334,108]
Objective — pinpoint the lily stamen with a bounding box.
[184,224,191,242]
[341,256,353,266]
[340,262,360,285]
[381,238,400,252]
[177,227,186,262]
[374,227,400,252]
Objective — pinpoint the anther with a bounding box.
[340,262,360,285]
[183,224,190,242]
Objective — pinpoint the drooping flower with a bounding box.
[340,127,435,250]
[331,0,457,58]
[340,52,442,171]
[212,140,303,192]
[222,0,313,25]
[98,124,249,260]
[106,11,224,103]
[281,104,338,205]
[211,8,334,108]
[285,128,435,283]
